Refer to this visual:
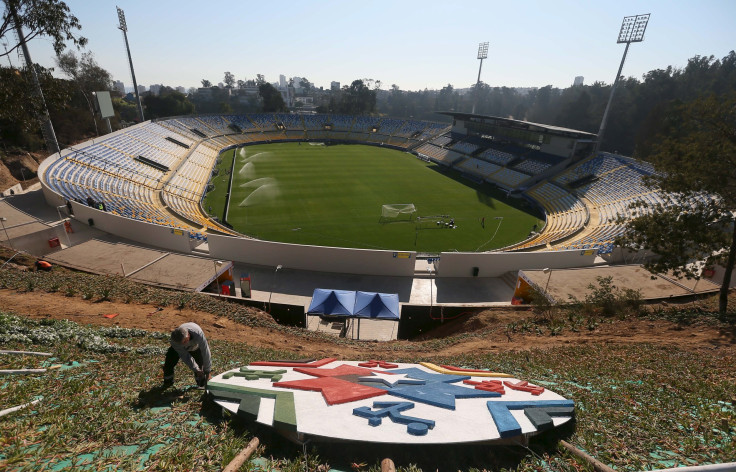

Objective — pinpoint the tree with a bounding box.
[143,87,194,119]
[298,78,311,93]
[223,71,235,89]
[337,79,376,115]
[435,84,457,111]
[0,0,87,59]
[55,51,112,136]
[258,82,285,112]
[0,64,69,148]
[201,79,212,88]
[617,93,736,314]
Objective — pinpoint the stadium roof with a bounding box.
[439,112,597,139]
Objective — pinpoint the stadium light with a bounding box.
[472,42,489,114]
[477,42,489,60]
[117,6,144,123]
[595,14,650,154]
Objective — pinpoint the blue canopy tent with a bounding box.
[353,291,400,320]
[307,289,401,341]
[307,289,356,316]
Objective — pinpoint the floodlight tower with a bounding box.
[117,6,144,122]
[471,42,489,114]
[595,14,650,154]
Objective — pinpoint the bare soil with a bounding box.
[0,149,45,191]
[2,288,734,359]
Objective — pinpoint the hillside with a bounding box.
[0,149,44,193]
[1,249,735,470]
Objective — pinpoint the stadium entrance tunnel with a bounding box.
[201,291,481,340]
[398,305,483,339]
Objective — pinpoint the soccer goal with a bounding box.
[415,214,453,230]
[380,204,416,224]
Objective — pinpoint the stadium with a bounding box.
[34,108,724,327]
[3,2,735,469]
[31,106,729,346]
[37,110,704,280]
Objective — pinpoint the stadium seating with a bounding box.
[512,159,551,175]
[46,113,686,257]
[510,182,588,249]
[430,134,452,147]
[58,114,687,257]
[414,143,463,166]
[455,157,501,178]
[450,141,480,155]
[328,114,355,131]
[276,113,304,130]
[43,114,451,242]
[196,115,233,135]
[546,153,665,253]
[302,114,328,130]
[478,148,516,166]
[249,113,278,130]
[376,118,404,136]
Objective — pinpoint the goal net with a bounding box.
[415,214,452,230]
[380,204,416,223]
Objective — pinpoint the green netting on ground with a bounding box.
[1,308,735,471]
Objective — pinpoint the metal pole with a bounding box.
[56,206,71,247]
[122,29,144,122]
[9,2,59,153]
[428,266,435,321]
[268,265,282,313]
[472,57,484,115]
[595,42,630,155]
[0,217,11,249]
[118,7,144,122]
[213,261,221,296]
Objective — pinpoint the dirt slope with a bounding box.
[1,289,733,359]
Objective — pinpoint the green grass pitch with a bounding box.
[203,143,543,252]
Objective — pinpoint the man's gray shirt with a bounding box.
[171,322,211,373]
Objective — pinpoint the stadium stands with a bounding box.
[43,113,676,258]
[450,141,479,155]
[510,182,588,250]
[430,134,452,147]
[545,153,664,253]
[42,114,450,244]
[512,159,551,175]
[478,148,516,166]
[415,143,463,166]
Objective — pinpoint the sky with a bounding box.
[12,0,736,92]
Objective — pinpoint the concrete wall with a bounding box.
[70,202,192,253]
[436,249,597,277]
[1,183,22,197]
[541,135,574,158]
[208,234,416,276]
